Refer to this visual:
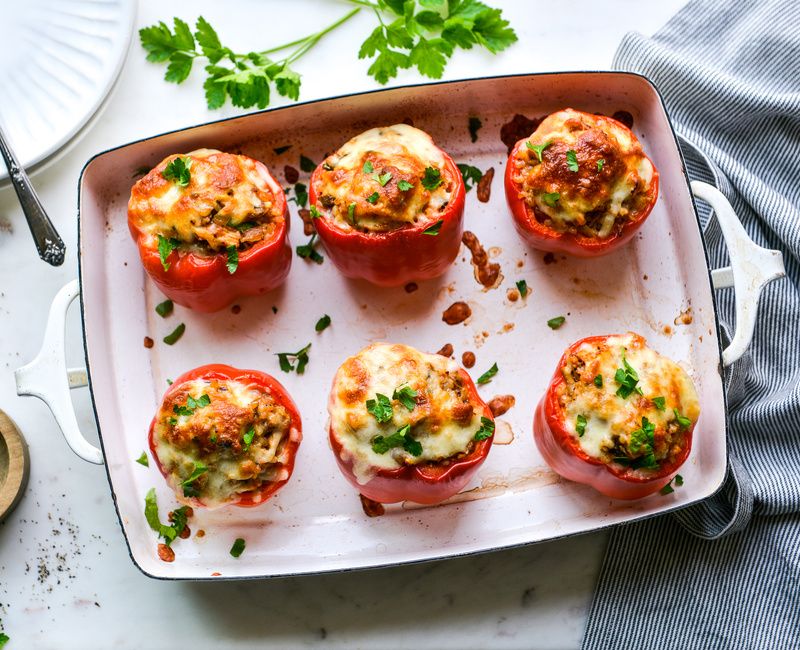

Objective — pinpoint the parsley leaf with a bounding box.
[652,396,666,411]
[457,163,482,192]
[515,279,528,298]
[181,461,208,497]
[157,235,180,271]
[226,245,239,274]
[594,374,603,388]
[136,451,149,467]
[348,202,357,225]
[371,424,422,457]
[0,633,8,647]
[366,191,380,204]
[162,156,192,186]
[576,414,587,437]
[547,316,565,329]
[163,323,186,345]
[542,192,560,207]
[674,408,692,428]
[477,362,498,385]
[660,474,684,496]
[468,116,482,142]
[143,488,189,546]
[597,158,605,172]
[615,350,643,398]
[393,385,418,411]
[293,182,308,209]
[315,314,331,332]
[230,537,246,558]
[366,393,394,423]
[309,205,322,219]
[363,160,374,174]
[525,140,551,163]
[296,234,324,264]
[299,154,316,173]
[566,149,579,172]
[242,427,255,451]
[276,343,312,374]
[421,166,443,190]
[474,416,495,441]
[155,299,174,318]
[423,219,444,236]
[376,172,393,186]
[397,179,414,191]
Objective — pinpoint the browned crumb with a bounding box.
[157,544,175,563]
[404,282,419,293]
[298,208,315,236]
[143,337,154,349]
[507,288,520,302]
[477,167,494,203]
[663,325,673,335]
[436,343,454,358]
[462,351,476,368]
[517,260,524,268]
[360,494,385,517]
[442,301,471,325]
[196,529,205,538]
[643,274,649,281]
[231,304,241,314]
[284,165,299,184]
[488,395,516,417]
[543,252,556,265]
[179,526,191,539]
[501,323,515,333]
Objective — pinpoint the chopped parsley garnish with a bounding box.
[173,393,211,417]
[157,235,180,271]
[155,299,174,318]
[625,417,658,470]
[162,156,191,186]
[315,314,331,332]
[0,633,8,647]
[594,374,603,388]
[566,149,579,172]
[136,451,149,467]
[234,221,257,231]
[181,460,208,497]
[347,202,357,225]
[309,205,322,218]
[230,537,246,558]
[366,393,393,423]
[516,279,528,298]
[477,362,499,385]
[371,424,422,457]
[376,172,393,186]
[614,350,643,398]
[473,416,495,441]
[421,166,443,190]
[293,182,308,208]
[547,316,566,329]
[366,191,380,204]
[597,158,605,172]
[273,145,292,155]
[163,323,186,345]
[457,163,482,192]
[660,474,684,496]
[674,408,692,428]
[542,192,560,207]
[576,414,587,437]
[468,116,482,143]
[392,385,418,411]
[423,219,444,236]
[242,427,255,451]
[363,160,374,174]
[397,180,414,191]
[144,488,189,546]
[276,343,312,374]
[296,234,324,264]
[652,396,666,411]
[226,245,239,274]
[299,154,316,172]
[526,140,551,162]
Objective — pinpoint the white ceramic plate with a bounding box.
[0,0,135,182]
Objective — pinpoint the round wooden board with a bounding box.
[0,409,30,522]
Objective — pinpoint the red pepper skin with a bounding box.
[148,364,302,509]
[533,335,694,500]
[329,368,493,505]
[504,116,659,258]
[128,162,291,313]
[309,153,466,287]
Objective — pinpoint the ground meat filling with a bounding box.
[154,378,292,503]
[130,149,282,256]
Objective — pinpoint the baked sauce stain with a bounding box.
[663,324,673,336]
[477,167,494,203]
[612,110,634,128]
[543,252,556,265]
[491,419,515,445]
[507,288,520,302]
[284,165,299,184]
[442,301,471,325]
[500,114,544,154]
[674,307,693,325]
[462,231,503,290]
[360,494,385,517]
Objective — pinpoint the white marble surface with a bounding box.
[0,1,687,647]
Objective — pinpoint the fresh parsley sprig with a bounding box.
[276,343,312,374]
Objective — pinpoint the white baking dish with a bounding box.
[16,72,784,580]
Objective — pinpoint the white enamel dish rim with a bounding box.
[18,71,785,580]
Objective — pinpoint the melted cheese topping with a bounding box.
[511,108,656,238]
[329,343,484,484]
[557,333,699,470]
[128,148,283,253]
[313,124,453,233]
[152,377,298,509]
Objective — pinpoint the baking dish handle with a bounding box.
[691,181,785,367]
[14,279,103,464]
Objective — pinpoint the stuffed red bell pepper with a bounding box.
[534,332,699,500]
[148,364,302,509]
[504,108,659,257]
[328,343,494,505]
[128,148,291,312]
[309,124,466,286]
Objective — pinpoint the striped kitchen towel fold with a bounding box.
[583,1,800,648]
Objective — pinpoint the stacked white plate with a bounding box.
[0,0,135,182]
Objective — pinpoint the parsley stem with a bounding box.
[280,8,361,64]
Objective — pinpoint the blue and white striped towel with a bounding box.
[583,1,800,647]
